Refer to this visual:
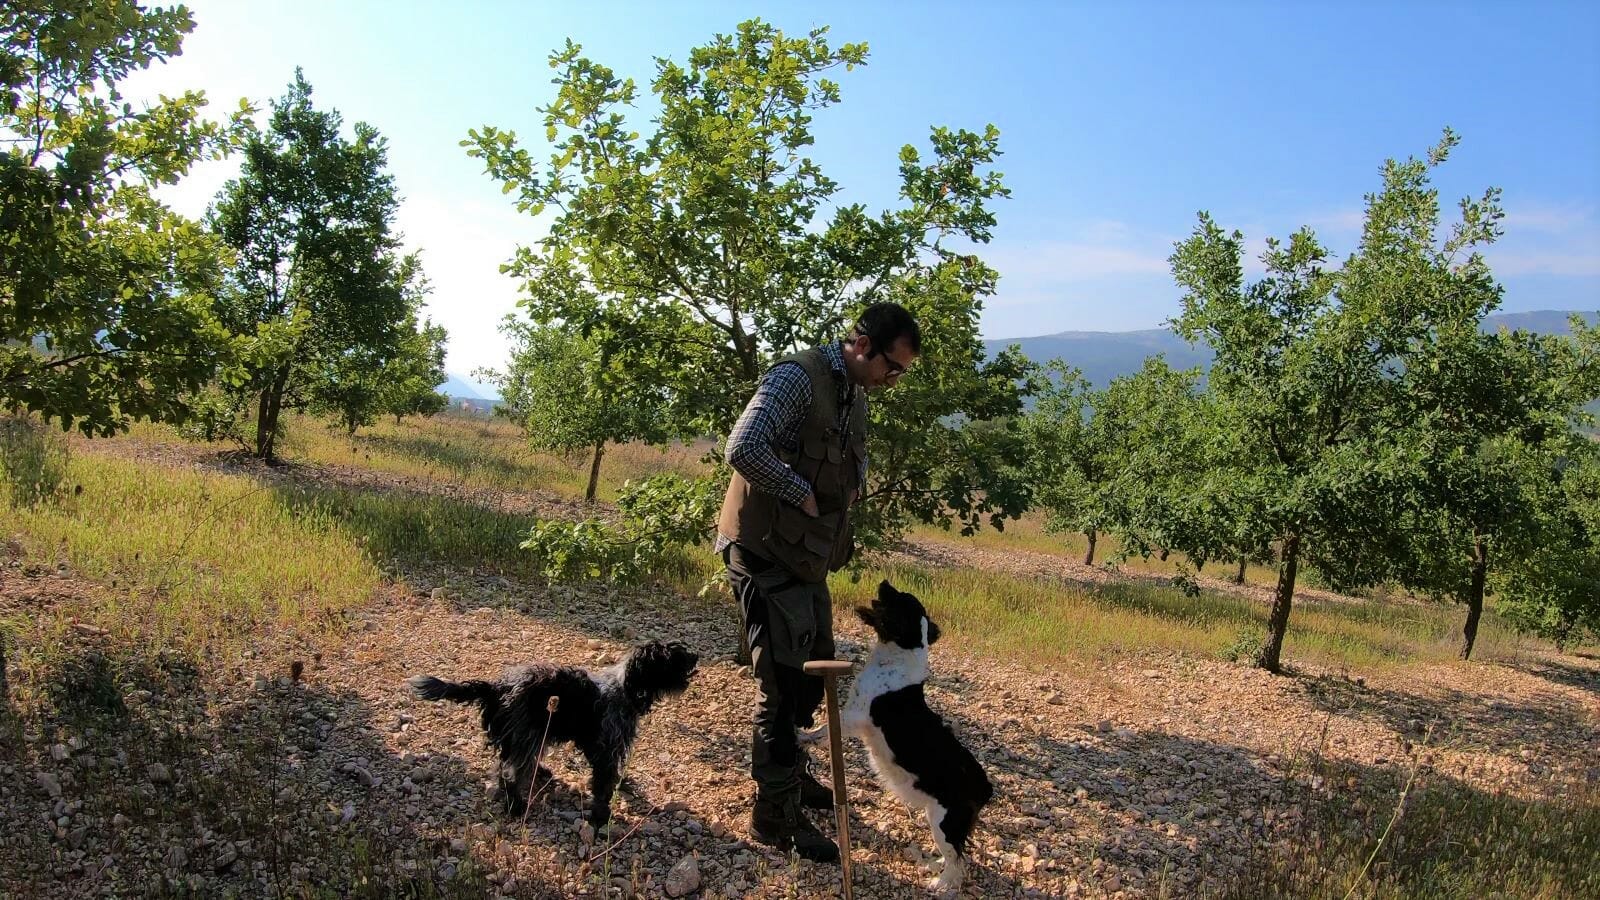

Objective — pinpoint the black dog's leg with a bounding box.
[580,739,623,827]
[500,759,527,816]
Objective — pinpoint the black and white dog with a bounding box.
[844,581,993,892]
[408,640,699,826]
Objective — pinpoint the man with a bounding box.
[717,301,921,862]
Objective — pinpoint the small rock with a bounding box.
[51,743,71,762]
[36,772,62,799]
[147,763,172,784]
[578,821,595,844]
[113,813,130,828]
[253,675,269,691]
[450,837,467,853]
[1096,720,1113,733]
[430,587,448,602]
[164,845,187,871]
[67,736,89,752]
[665,854,701,898]
[213,844,238,872]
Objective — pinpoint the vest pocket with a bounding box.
[766,504,841,583]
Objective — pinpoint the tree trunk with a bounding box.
[1234,555,1248,585]
[1257,531,1301,673]
[254,366,291,462]
[585,440,606,502]
[1461,535,1489,661]
[1083,530,1097,566]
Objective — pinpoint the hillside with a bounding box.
[988,309,1598,387]
[1,414,1595,898]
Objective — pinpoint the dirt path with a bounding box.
[5,555,1596,898]
[3,438,1596,897]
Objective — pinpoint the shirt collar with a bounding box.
[821,340,846,377]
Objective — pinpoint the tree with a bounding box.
[308,279,446,434]
[376,313,449,425]
[1,0,245,437]
[210,71,419,461]
[1023,365,1122,566]
[1381,321,1600,658]
[488,319,675,501]
[467,20,1032,571]
[1170,130,1504,672]
[1497,439,1600,651]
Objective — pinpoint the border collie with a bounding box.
[844,581,993,892]
[408,639,699,826]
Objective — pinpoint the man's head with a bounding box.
[843,302,921,390]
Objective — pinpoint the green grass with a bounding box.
[280,413,710,501]
[84,413,1565,670]
[820,563,1528,671]
[4,454,381,651]
[1232,763,1599,899]
[909,512,1287,585]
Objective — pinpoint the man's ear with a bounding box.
[926,619,942,646]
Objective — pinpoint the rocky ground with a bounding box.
[2,440,1597,898]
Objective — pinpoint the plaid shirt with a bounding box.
[718,342,867,551]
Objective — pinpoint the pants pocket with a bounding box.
[756,572,822,670]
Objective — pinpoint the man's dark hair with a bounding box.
[852,302,921,356]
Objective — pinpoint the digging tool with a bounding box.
[804,658,855,898]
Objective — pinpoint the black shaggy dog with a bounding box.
[843,581,993,892]
[408,640,699,826]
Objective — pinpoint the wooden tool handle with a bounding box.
[803,659,854,675]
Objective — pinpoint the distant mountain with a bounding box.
[1478,309,1597,336]
[439,372,500,402]
[986,309,1598,388]
[984,327,1212,388]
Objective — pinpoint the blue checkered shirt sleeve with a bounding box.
[725,362,814,506]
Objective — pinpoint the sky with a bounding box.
[121,0,1600,383]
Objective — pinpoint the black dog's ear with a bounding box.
[877,580,897,602]
[926,618,942,646]
[855,605,879,629]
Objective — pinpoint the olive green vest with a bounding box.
[718,346,868,583]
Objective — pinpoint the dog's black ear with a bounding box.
[877,580,896,602]
[855,605,879,629]
[926,618,942,646]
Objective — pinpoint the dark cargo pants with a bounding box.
[722,542,833,800]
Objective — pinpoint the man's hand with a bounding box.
[799,492,820,518]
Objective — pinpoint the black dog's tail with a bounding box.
[408,674,497,707]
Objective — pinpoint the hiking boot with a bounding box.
[798,769,835,810]
[751,794,840,863]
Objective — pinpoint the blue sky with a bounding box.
[122,1,1600,378]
